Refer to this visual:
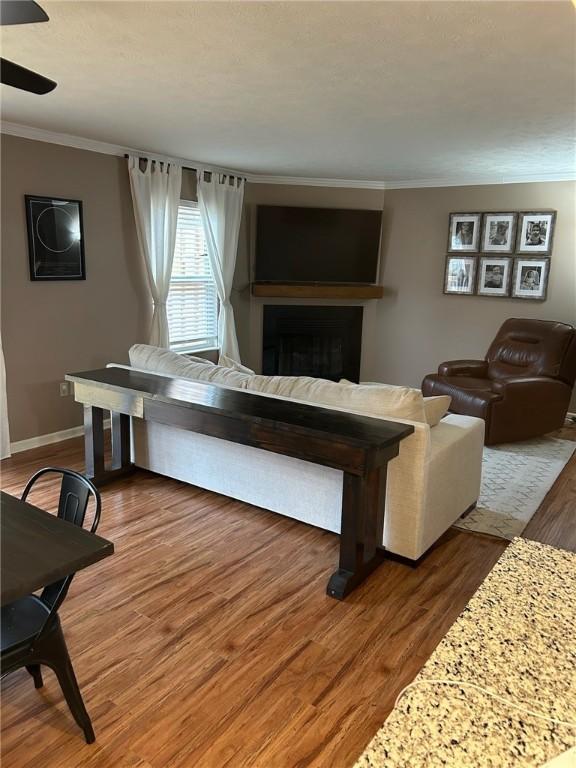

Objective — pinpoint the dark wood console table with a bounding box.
[66,368,413,599]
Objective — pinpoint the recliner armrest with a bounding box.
[438,359,488,377]
[491,376,569,397]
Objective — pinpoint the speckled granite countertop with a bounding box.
[353,538,576,768]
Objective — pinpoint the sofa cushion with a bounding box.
[218,354,255,375]
[129,344,214,374]
[129,344,251,389]
[344,382,450,425]
[186,354,215,366]
[244,375,427,422]
[423,395,452,426]
[130,345,426,422]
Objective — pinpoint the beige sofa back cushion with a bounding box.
[245,375,426,422]
[129,344,427,422]
[130,344,214,374]
[218,354,255,375]
[129,344,252,389]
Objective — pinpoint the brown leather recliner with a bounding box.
[422,318,576,445]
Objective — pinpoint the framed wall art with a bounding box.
[480,212,517,254]
[25,195,86,281]
[511,257,550,300]
[476,256,512,297]
[444,255,477,295]
[516,211,556,256]
[447,213,481,253]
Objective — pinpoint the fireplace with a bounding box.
[262,306,363,382]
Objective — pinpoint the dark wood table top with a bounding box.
[66,367,414,451]
[0,491,114,607]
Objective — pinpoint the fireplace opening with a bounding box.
[262,306,363,382]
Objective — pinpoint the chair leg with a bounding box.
[53,660,95,744]
[42,626,95,744]
[25,664,43,689]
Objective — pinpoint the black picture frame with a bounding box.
[25,195,86,281]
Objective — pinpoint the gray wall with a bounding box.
[1,135,149,442]
[377,183,575,400]
[2,133,574,444]
[238,180,576,407]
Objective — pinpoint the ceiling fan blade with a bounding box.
[1,58,56,94]
[0,0,48,26]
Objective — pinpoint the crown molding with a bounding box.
[2,120,127,157]
[244,172,576,189]
[2,120,575,190]
[243,174,387,189]
[0,121,245,178]
[384,172,576,189]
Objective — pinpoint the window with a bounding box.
[167,201,218,353]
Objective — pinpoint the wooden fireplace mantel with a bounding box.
[251,283,384,299]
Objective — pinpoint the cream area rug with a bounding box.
[353,538,576,768]
[453,436,576,540]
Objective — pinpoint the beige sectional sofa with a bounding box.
[109,344,485,561]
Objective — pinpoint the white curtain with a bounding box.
[197,171,245,362]
[128,156,182,348]
[0,333,10,459]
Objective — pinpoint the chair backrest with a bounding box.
[20,468,101,629]
[486,318,576,385]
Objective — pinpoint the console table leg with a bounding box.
[111,412,131,471]
[327,463,389,600]
[84,406,105,480]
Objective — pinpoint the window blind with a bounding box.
[167,202,218,353]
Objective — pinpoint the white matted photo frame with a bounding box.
[511,257,550,300]
[480,213,517,254]
[444,255,477,295]
[516,211,556,255]
[477,256,512,297]
[447,213,481,253]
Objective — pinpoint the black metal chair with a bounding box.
[1,468,102,744]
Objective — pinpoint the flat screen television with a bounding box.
[255,205,382,284]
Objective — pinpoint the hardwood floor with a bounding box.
[1,426,575,768]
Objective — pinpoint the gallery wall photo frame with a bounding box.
[447,212,481,253]
[516,211,556,256]
[480,212,517,254]
[511,257,550,301]
[444,255,477,295]
[476,256,512,297]
[25,195,86,281]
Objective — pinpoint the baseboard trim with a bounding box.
[10,420,110,455]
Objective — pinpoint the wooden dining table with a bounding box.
[0,490,113,606]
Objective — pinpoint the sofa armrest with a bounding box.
[438,359,488,377]
[415,413,484,557]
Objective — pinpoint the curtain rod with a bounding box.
[123,153,245,179]
[124,153,196,172]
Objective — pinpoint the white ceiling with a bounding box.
[1,1,575,183]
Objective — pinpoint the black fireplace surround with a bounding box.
[262,306,363,382]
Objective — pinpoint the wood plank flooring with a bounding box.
[1,426,575,768]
